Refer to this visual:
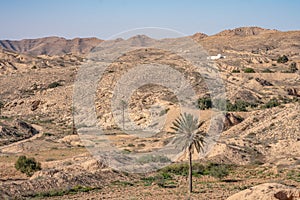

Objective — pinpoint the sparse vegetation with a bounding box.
[198,97,255,112]
[198,97,212,110]
[277,55,289,63]
[111,180,134,186]
[226,100,254,112]
[137,155,170,164]
[289,62,298,73]
[232,69,240,73]
[287,170,300,182]
[31,185,97,198]
[262,98,280,109]
[141,173,175,188]
[207,163,230,180]
[243,68,255,73]
[15,155,41,177]
[261,68,274,73]
[161,162,232,180]
[48,81,62,89]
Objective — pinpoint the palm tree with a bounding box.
[170,112,206,193]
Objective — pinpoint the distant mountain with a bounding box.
[0,37,102,56]
[190,32,208,41]
[214,26,278,36]
[0,27,298,57]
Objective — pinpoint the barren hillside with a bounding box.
[0,27,299,199]
[0,37,102,56]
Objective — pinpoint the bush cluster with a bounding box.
[15,156,41,176]
[261,98,280,109]
[277,55,289,63]
[198,97,255,112]
[160,162,231,179]
[198,97,212,110]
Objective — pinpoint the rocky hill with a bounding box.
[215,26,278,36]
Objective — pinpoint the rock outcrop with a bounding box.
[227,183,300,200]
[0,120,39,146]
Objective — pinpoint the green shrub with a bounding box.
[160,163,206,176]
[226,100,253,112]
[287,170,300,182]
[289,62,298,73]
[161,172,172,180]
[161,162,231,179]
[137,155,170,164]
[261,68,274,73]
[15,156,41,176]
[111,180,134,186]
[277,55,289,63]
[198,97,254,112]
[232,69,240,73]
[198,97,212,110]
[141,176,157,186]
[141,173,174,188]
[262,98,280,109]
[243,68,255,73]
[160,163,189,176]
[33,185,96,197]
[48,81,62,89]
[207,163,230,179]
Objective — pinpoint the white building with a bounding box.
[207,54,226,60]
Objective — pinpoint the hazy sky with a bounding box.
[1,0,299,40]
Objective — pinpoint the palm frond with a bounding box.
[170,112,207,155]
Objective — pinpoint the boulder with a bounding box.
[227,183,300,200]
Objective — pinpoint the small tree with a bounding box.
[15,155,41,177]
[170,113,206,193]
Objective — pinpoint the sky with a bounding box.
[0,0,299,40]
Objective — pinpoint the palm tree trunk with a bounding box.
[189,149,192,193]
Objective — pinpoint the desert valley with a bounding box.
[0,27,299,199]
